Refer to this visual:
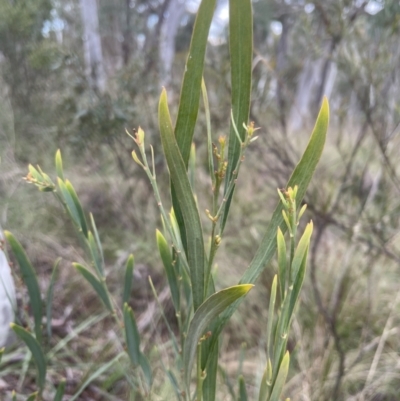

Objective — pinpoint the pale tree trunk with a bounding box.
[80,0,106,93]
[159,0,186,89]
[313,38,339,112]
[288,59,321,132]
[288,45,337,132]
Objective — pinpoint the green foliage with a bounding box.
[183,284,254,388]
[259,187,313,401]
[10,324,46,394]
[0,0,58,114]
[123,303,141,367]
[123,254,135,306]
[0,0,51,41]
[5,232,43,342]
[159,88,206,311]
[222,0,253,232]
[1,1,330,400]
[157,229,180,311]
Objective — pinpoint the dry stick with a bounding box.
[307,202,400,265]
[360,289,400,399]
[328,244,353,319]
[346,327,398,373]
[308,209,400,399]
[352,251,380,370]
[292,317,312,399]
[365,111,400,193]
[310,222,346,401]
[352,72,400,193]
[137,286,170,332]
[328,120,369,216]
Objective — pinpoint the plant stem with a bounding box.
[196,342,204,401]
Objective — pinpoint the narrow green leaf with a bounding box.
[55,149,65,181]
[123,303,140,367]
[174,0,217,164]
[122,254,134,306]
[159,88,205,311]
[26,392,38,401]
[238,375,248,401]
[73,263,112,311]
[267,275,277,359]
[244,98,328,285]
[200,277,219,395]
[0,347,3,364]
[269,351,290,401]
[11,324,46,391]
[221,0,253,232]
[156,229,180,312]
[169,211,192,308]
[53,379,66,401]
[87,231,103,277]
[288,97,329,188]
[37,166,55,190]
[258,359,272,401]
[183,284,253,387]
[169,209,186,263]
[57,178,80,227]
[47,311,108,360]
[90,213,105,268]
[46,258,61,339]
[148,277,180,358]
[189,143,196,190]
[172,0,216,257]
[69,352,123,401]
[201,78,215,188]
[139,352,152,387]
[229,0,253,143]
[202,339,218,401]
[289,247,309,320]
[65,180,89,238]
[219,364,236,399]
[28,164,42,182]
[205,98,329,364]
[272,286,292,378]
[237,342,246,379]
[5,232,42,342]
[166,369,182,401]
[290,221,313,283]
[277,228,287,300]
[171,193,188,258]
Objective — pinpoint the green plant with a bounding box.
[2,1,329,399]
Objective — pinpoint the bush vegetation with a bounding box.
[1,1,400,401]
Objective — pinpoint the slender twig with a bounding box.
[361,289,400,397]
[310,222,346,400]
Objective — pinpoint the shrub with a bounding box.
[2,1,329,399]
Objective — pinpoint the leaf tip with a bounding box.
[242,284,255,294]
[321,96,330,121]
